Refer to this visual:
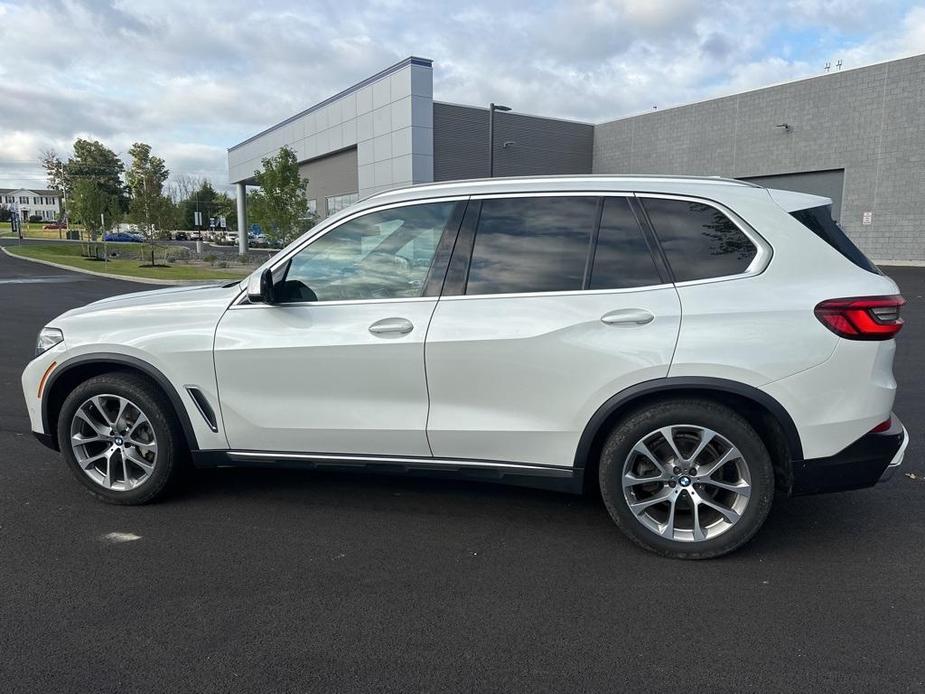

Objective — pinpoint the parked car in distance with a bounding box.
[22,175,908,559]
[249,233,268,248]
[174,231,189,241]
[189,230,202,241]
[103,232,143,242]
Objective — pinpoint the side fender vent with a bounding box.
[186,386,219,433]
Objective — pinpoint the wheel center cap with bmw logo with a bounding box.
[114,436,124,446]
[678,476,692,487]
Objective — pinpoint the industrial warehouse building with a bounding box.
[228,53,925,262]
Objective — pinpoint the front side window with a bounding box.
[279,202,457,303]
[642,198,757,282]
[465,196,599,295]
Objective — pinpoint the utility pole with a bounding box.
[488,103,511,177]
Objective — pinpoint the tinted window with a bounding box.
[466,197,598,295]
[643,198,757,282]
[280,202,455,302]
[589,197,661,289]
[790,205,880,274]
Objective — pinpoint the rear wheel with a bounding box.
[599,399,774,559]
[57,372,184,504]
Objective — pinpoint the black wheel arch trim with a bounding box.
[573,376,803,468]
[41,352,200,452]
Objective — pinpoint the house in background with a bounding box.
[0,188,62,221]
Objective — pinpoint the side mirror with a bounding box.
[246,268,276,304]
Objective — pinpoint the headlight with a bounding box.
[35,327,64,356]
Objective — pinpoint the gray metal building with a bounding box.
[229,53,925,262]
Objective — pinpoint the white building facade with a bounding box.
[0,188,62,221]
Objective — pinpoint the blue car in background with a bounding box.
[104,232,144,242]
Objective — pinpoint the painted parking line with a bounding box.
[0,276,85,284]
[100,532,142,544]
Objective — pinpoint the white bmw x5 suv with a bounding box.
[22,175,908,558]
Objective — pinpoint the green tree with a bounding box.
[70,178,119,239]
[150,195,182,238]
[180,179,236,231]
[68,139,129,212]
[249,146,310,245]
[40,149,69,214]
[127,142,172,266]
[127,143,169,234]
[50,139,129,235]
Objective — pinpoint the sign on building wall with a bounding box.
[862,211,872,225]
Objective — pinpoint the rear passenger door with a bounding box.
[636,195,794,385]
[424,194,682,469]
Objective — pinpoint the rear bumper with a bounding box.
[791,414,907,496]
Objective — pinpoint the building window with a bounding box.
[325,192,359,217]
[307,199,317,216]
[20,196,28,204]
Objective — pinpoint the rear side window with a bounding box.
[643,198,757,282]
[790,205,880,274]
[465,196,598,295]
[589,197,662,290]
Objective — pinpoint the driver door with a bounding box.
[213,199,466,456]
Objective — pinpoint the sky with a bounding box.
[0,0,923,191]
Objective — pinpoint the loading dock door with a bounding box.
[741,169,845,222]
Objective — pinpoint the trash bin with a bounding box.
[67,230,80,240]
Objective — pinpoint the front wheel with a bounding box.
[599,399,774,559]
[57,372,184,505]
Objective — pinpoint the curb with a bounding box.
[0,247,231,286]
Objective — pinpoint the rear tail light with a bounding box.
[870,418,893,433]
[814,295,905,340]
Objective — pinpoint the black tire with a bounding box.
[599,399,774,559]
[57,371,185,505]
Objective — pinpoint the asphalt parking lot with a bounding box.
[1,247,923,692]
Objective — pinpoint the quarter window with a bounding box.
[280,202,457,303]
[465,196,598,295]
[642,198,757,282]
[589,197,661,289]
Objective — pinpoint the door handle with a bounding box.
[369,317,414,336]
[601,308,654,326]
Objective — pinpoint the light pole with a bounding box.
[488,103,511,177]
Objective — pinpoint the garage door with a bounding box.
[741,169,845,221]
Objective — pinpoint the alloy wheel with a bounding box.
[621,425,751,542]
[69,394,157,491]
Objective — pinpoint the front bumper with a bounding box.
[791,414,907,496]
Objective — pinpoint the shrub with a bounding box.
[217,261,228,268]
[203,254,218,265]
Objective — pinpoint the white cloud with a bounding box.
[0,0,922,188]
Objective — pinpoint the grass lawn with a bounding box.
[0,223,82,240]
[5,243,250,281]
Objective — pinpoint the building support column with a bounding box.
[236,182,247,255]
